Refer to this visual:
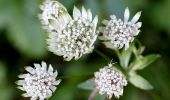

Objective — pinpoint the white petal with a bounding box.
[136,22,142,28]
[18,74,27,78]
[48,64,53,73]
[16,80,24,85]
[53,79,61,85]
[90,35,97,46]
[56,16,65,29]
[131,11,141,24]
[25,66,35,74]
[73,6,81,20]
[75,54,81,60]
[34,63,41,69]
[50,86,57,92]
[50,19,62,31]
[17,87,25,91]
[82,6,87,19]
[124,7,130,22]
[61,13,72,24]
[92,15,98,31]
[87,9,92,21]
[22,93,29,97]
[54,71,58,77]
[41,61,47,70]
[135,30,140,36]
[31,97,37,100]
[39,98,44,100]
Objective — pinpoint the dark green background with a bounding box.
[0,0,170,100]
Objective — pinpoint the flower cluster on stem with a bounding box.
[94,63,127,99]
[16,61,61,100]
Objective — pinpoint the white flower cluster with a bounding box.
[16,61,61,100]
[46,6,98,61]
[101,7,142,50]
[94,64,127,99]
[39,0,67,31]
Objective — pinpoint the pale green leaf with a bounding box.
[7,1,47,58]
[96,93,106,100]
[78,79,96,90]
[129,74,153,90]
[129,54,160,71]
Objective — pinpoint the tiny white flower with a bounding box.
[47,6,98,61]
[100,7,142,50]
[38,0,68,32]
[16,61,61,100]
[94,63,127,99]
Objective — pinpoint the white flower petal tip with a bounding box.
[17,62,61,99]
[124,7,130,22]
[82,6,87,19]
[39,0,69,32]
[47,6,99,61]
[131,11,142,24]
[94,64,127,99]
[87,9,92,21]
[100,8,142,50]
[73,6,81,20]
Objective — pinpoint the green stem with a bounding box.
[94,49,110,61]
[114,49,121,59]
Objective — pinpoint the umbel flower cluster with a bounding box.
[100,7,142,50]
[39,0,68,32]
[39,0,98,61]
[16,0,144,99]
[16,62,61,100]
[94,63,127,99]
[47,7,98,61]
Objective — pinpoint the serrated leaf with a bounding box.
[78,79,96,90]
[129,54,160,71]
[129,74,153,90]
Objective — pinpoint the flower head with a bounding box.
[47,6,98,61]
[39,0,68,32]
[94,63,127,99]
[100,7,142,50]
[16,61,61,100]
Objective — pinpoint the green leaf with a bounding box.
[0,62,13,100]
[129,54,160,71]
[7,1,47,58]
[78,79,96,90]
[129,73,153,90]
[96,93,106,100]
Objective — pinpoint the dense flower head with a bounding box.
[100,7,142,50]
[47,6,98,61]
[94,63,127,99]
[39,0,67,31]
[16,61,61,100]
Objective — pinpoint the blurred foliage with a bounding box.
[0,62,13,100]
[0,0,170,100]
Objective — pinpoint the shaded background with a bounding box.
[0,0,170,100]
